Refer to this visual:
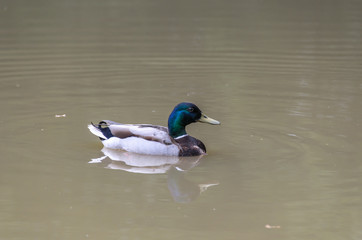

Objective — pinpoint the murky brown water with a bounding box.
[1,0,362,239]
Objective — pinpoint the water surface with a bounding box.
[1,0,362,239]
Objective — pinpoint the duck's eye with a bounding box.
[187,107,194,113]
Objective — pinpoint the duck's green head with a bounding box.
[168,102,220,138]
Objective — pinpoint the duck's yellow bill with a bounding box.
[198,114,220,125]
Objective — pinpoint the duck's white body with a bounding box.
[88,121,180,156]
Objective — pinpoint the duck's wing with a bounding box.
[89,120,174,145]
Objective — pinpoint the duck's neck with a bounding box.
[168,114,187,138]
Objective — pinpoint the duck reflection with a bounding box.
[167,167,219,203]
[90,148,218,203]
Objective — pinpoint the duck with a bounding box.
[88,102,220,156]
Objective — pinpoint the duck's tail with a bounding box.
[88,121,113,140]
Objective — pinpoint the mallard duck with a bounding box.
[88,102,220,156]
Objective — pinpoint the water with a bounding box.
[1,0,362,239]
